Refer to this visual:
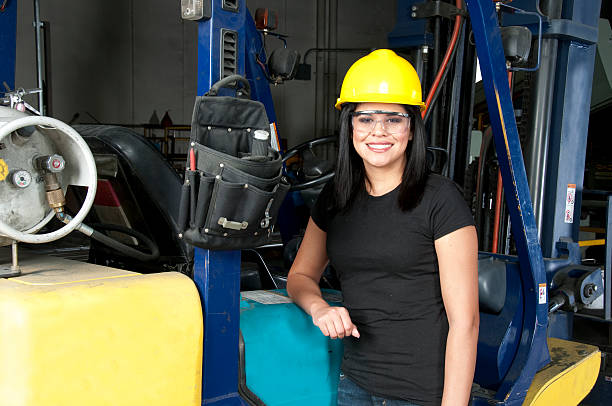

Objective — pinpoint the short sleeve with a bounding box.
[429,179,475,240]
[310,181,335,232]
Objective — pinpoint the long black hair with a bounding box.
[333,102,429,212]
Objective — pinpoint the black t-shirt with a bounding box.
[311,174,474,405]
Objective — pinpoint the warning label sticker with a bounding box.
[241,290,343,305]
[564,184,576,224]
[538,283,547,304]
[241,290,293,305]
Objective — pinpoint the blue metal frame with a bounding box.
[0,0,17,92]
[194,249,245,406]
[388,0,433,48]
[498,0,602,259]
[501,0,599,44]
[196,2,246,95]
[465,0,549,404]
[542,0,601,259]
[195,1,249,405]
[197,4,279,145]
[193,2,284,404]
[475,260,524,390]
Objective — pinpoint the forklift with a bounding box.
[0,0,606,405]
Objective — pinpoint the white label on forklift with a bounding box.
[564,184,576,223]
[241,290,293,305]
[538,283,547,304]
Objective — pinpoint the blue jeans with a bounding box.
[337,373,423,406]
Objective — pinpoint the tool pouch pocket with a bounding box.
[178,75,289,250]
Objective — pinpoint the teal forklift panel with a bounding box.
[240,290,344,405]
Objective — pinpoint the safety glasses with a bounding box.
[350,110,411,135]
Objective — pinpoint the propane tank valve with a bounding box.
[34,154,66,173]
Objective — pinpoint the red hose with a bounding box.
[421,0,463,119]
[491,71,513,253]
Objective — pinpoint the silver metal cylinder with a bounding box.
[525,39,558,237]
[11,240,19,271]
[524,0,563,240]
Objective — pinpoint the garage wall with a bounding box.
[14,0,397,148]
[15,0,197,126]
[246,0,396,146]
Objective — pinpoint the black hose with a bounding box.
[474,128,494,249]
[89,223,160,262]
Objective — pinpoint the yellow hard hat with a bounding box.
[335,49,425,111]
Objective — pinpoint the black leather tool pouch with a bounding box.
[178,75,289,250]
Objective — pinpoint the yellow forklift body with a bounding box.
[524,337,601,406]
[0,255,203,406]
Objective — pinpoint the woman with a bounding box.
[286,49,479,406]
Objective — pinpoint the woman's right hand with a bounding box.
[287,218,359,340]
[310,303,360,339]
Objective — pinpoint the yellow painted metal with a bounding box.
[578,239,606,247]
[523,337,601,406]
[0,255,203,406]
[579,226,606,234]
[0,158,8,181]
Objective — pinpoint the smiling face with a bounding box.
[351,102,412,176]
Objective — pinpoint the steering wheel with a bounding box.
[282,136,337,191]
[0,108,97,244]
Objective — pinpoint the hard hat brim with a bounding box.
[335,97,427,111]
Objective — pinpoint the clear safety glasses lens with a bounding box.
[351,111,411,134]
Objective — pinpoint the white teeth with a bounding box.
[368,144,391,150]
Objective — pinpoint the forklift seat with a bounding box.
[75,125,277,288]
[75,125,191,269]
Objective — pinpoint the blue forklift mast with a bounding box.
[465,0,550,402]
[193,2,279,405]
[0,0,17,92]
[194,3,245,405]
